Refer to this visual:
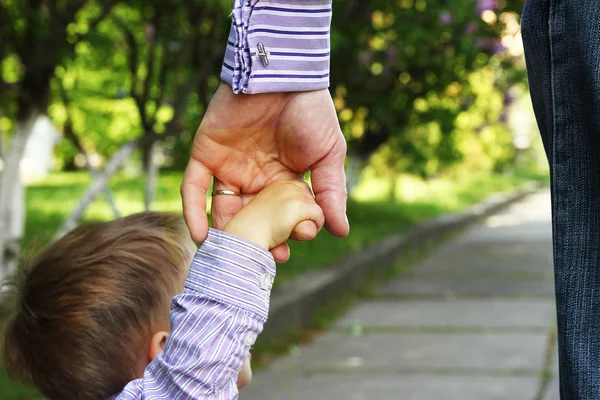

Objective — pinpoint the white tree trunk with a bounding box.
[7,177,24,264]
[80,153,121,219]
[0,112,38,278]
[55,138,141,240]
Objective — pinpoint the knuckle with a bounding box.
[286,198,307,216]
[280,180,309,197]
[338,136,348,153]
[179,183,186,196]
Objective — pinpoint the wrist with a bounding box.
[223,220,271,251]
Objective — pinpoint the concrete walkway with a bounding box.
[243,190,558,400]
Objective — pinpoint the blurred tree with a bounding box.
[0,0,117,274]
[331,0,527,190]
[50,0,231,169]
[55,0,231,236]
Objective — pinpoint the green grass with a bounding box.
[22,170,186,259]
[1,168,547,399]
[0,369,38,400]
[19,169,547,284]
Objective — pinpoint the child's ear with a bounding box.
[148,331,169,362]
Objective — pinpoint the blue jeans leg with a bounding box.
[522,1,600,398]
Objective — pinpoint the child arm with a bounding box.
[113,228,274,399]
[113,180,323,399]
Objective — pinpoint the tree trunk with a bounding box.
[92,167,121,219]
[141,135,154,171]
[59,81,121,219]
[0,112,38,278]
[55,138,141,240]
[5,179,24,278]
[64,133,121,219]
[144,141,159,211]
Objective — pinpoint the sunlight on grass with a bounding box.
[22,169,547,277]
[352,169,543,211]
[18,168,547,300]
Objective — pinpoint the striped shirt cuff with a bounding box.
[185,228,276,319]
[221,0,332,94]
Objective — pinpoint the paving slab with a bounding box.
[242,373,540,400]
[268,332,548,372]
[336,299,555,329]
[550,346,559,375]
[378,192,554,298]
[406,242,554,277]
[379,276,555,297]
[457,221,551,244]
[544,379,559,400]
[460,193,552,243]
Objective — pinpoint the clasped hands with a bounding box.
[181,83,349,262]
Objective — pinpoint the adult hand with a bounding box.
[181,82,349,262]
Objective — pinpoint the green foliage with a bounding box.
[331,0,527,177]
[0,0,119,122]
[1,0,530,177]
[47,0,232,168]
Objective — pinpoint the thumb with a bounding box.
[310,137,350,237]
[181,158,211,242]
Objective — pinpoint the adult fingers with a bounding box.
[181,158,211,242]
[310,134,350,238]
[210,178,244,230]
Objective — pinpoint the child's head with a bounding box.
[1,212,198,399]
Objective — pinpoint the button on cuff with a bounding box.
[244,332,257,347]
[259,273,272,291]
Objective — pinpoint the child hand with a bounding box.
[223,180,325,250]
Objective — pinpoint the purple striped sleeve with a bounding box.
[221,0,332,94]
[111,229,275,399]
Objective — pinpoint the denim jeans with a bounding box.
[521,1,600,398]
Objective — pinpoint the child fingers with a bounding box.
[305,200,325,231]
[270,242,291,263]
[290,220,319,242]
[288,200,325,240]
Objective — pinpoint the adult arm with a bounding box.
[181,0,349,260]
